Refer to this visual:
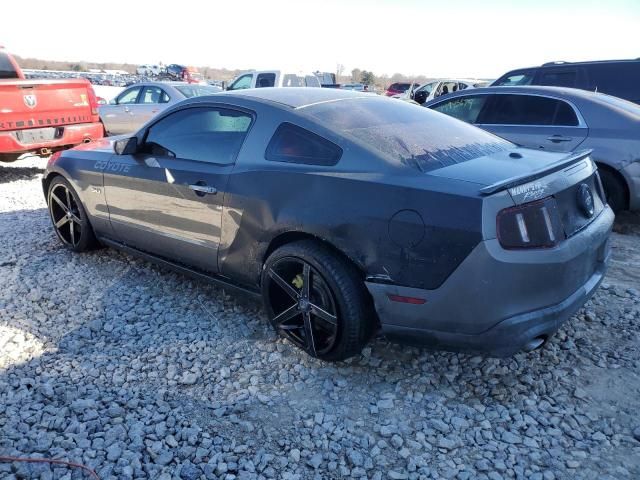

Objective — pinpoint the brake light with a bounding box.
[87,85,99,116]
[497,197,564,249]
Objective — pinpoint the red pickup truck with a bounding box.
[0,47,104,162]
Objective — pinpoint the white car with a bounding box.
[226,70,321,90]
[397,79,489,104]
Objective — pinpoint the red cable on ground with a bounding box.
[0,456,100,479]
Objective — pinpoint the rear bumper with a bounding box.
[367,206,614,356]
[0,122,104,155]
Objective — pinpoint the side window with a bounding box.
[282,74,304,87]
[587,63,640,102]
[305,75,321,87]
[538,70,577,87]
[256,73,276,88]
[493,71,535,86]
[478,94,578,126]
[432,96,489,124]
[116,87,142,104]
[266,123,342,166]
[227,74,253,90]
[140,86,170,104]
[143,107,253,164]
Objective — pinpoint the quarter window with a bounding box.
[432,96,489,124]
[266,123,342,166]
[477,94,578,126]
[143,107,252,164]
[117,87,141,104]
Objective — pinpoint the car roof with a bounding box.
[507,58,640,71]
[425,85,610,102]
[217,87,371,108]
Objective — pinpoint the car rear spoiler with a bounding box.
[479,150,593,195]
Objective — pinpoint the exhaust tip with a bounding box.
[523,336,546,352]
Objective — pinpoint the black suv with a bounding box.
[492,59,640,104]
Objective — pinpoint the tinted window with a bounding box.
[389,83,411,91]
[306,97,511,173]
[538,70,577,87]
[228,74,253,90]
[117,87,141,104]
[266,123,342,166]
[432,95,489,124]
[0,52,18,79]
[143,107,252,164]
[493,71,534,86]
[587,63,640,102]
[417,82,437,95]
[140,86,169,104]
[478,94,578,126]
[256,73,276,88]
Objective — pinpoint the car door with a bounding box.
[100,86,142,135]
[130,85,171,130]
[103,105,254,273]
[475,94,588,152]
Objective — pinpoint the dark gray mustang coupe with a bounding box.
[44,88,614,361]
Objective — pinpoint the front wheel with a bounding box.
[599,169,627,214]
[47,176,99,252]
[262,240,374,361]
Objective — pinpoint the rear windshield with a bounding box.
[304,98,512,172]
[390,83,411,91]
[0,52,19,79]
[175,85,221,98]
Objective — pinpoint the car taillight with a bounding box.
[87,85,99,115]
[497,197,564,249]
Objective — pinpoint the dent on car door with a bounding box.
[475,94,588,152]
[103,105,254,273]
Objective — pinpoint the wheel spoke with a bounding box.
[51,192,68,212]
[65,188,72,210]
[303,312,317,356]
[69,221,76,246]
[268,269,300,300]
[310,303,337,326]
[69,212,82,224]
[55,216,69,229]
[273,303,300,326]
[302,263,311,299]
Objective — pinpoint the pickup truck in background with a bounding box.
[0,47,104,162]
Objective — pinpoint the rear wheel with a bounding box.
[262,240,373,361]
[599,168,627,213]
[47,176,99,252]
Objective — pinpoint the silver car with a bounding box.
[99,82,222,135]
[424,86,640,212]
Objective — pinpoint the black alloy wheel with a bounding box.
[47,177,98,251]
[262,240,373,361]
[265,257,339,357]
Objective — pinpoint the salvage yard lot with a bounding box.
[1,157,639,479]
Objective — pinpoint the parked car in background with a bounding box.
[401,79,488,104]
[341,83,370,92]
[384,82,412,97]
[44,88,612,360]
[99,81,222,135]
[0,47,103,162]
[491,59,640,104]
[226,70,321,90]
[424,86,640,212]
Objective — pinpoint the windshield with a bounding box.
[175,85,222,98]
[0,52,19,79]
[305,97,512,172]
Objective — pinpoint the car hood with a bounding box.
[426,147,576,187]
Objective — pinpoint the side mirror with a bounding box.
[414,90,428,105]
[114,137,138,155]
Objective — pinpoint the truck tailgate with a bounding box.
[0,79,98,132]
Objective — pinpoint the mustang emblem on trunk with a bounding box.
[23,94,37,109]
[577,183,595,218]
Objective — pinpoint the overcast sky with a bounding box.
[3,0,639,79]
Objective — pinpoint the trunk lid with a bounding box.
[0,79,99,132]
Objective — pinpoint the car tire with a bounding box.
[0,153,20,163]
[47,176,100,252]
[599,169,627,213]
[262,240,374,361]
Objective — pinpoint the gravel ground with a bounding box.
[1,157,639,480]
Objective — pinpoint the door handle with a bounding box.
[124,106,130,113]
[547,135,572,143]
[189,184,217,195]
